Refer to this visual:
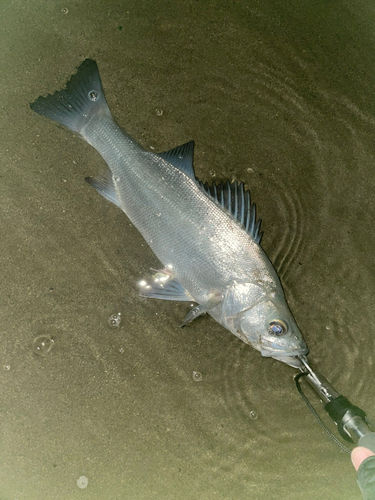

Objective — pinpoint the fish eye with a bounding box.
[268,320,288,336]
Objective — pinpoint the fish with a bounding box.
[30,59,308,369]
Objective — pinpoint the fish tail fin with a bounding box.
[30,59,112,135]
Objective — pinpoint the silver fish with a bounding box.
[30,59,308,368]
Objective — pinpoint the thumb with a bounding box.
[351,447,375,471]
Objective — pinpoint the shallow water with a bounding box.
[1,1,375,499]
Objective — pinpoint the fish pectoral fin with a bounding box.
[86,170,122,208]
[139,272,193,302]
[180,293,223,327]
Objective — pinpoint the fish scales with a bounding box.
[84,114,273,300]
[30,59,308,368]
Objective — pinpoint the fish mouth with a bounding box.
[271,352,309,368]
[260,347,309,368]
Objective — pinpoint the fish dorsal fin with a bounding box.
[200,180,263,244]
[158,140,195,179]
[85,170,121,208]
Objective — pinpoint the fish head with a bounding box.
[222,281,308,368]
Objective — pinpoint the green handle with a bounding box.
[358,432,375,453]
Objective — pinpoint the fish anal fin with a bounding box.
[85,170,122,208]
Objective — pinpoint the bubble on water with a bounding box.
[209,170,216,177]
[33,335,54,356]
[119,347,124,354]
[249,410,258,420]
[88,90,99,101]
[77,476,88,489]
[4,365,10,371]
[156,109,163,116]
[108,313,122,328]
[61,7,68,14]
[192,371,202,382]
